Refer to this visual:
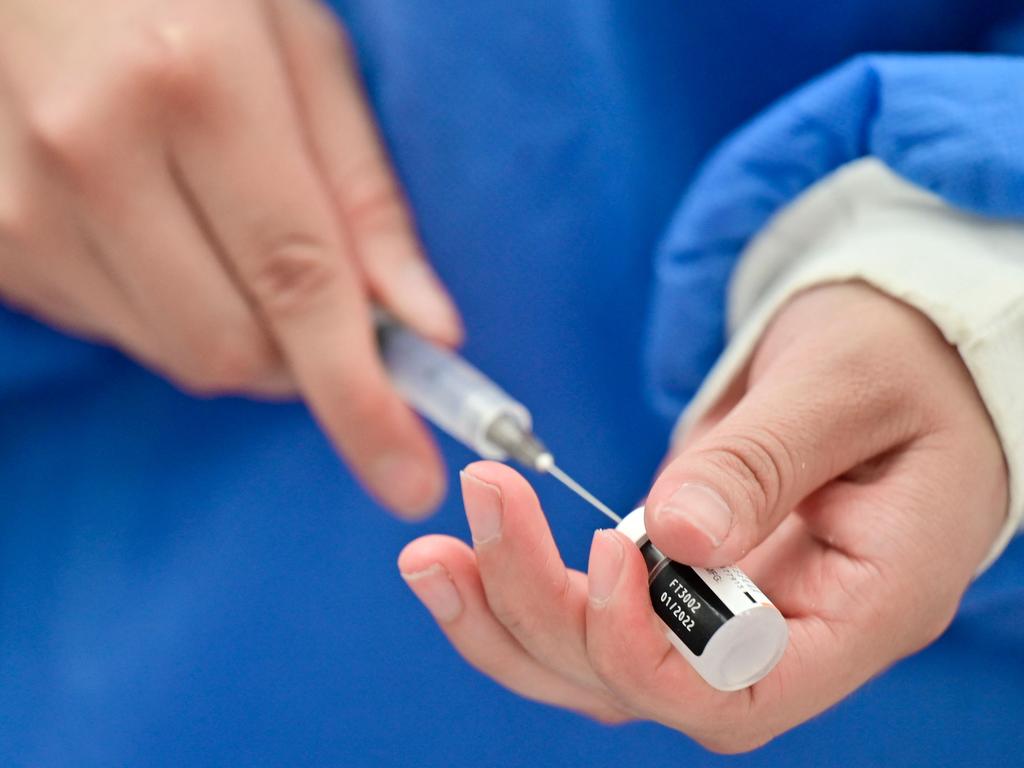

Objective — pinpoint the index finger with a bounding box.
[167,12,443,516]
[269,0,463,347]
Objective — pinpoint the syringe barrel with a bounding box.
[377,319,531,461]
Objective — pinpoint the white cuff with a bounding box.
[675,158,1024,572]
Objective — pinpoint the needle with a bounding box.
[547,464,622,524]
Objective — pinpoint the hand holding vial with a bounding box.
[399,282,1008,752]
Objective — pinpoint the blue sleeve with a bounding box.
[645,52,1024,418]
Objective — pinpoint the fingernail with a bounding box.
[588,530,624,606]
[656,483,733,548]
[400,261,463,343]
[401,564,464,623]
[371,453,443,517]
[460,470,503,544]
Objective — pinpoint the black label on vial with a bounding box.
[648,559,735,656]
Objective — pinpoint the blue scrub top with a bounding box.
[2,1,1022,765]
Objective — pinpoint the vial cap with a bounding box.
[615,507,648,544]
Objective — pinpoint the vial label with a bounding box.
[643,543,776,657]
[699,565,774,615]
[649,561,734,656]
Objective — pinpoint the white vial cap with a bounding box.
[615,507,649,544]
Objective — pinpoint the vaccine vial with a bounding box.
[615,508,788,692]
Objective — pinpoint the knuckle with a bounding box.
[27,101,103,175]
[686,696,776,754]
[487,597,543,641]
[491,606,524,634]
[129,20,215,102]
[586,638,651,698]
[698,426,794,522]
[176,327,275,395]
[921,603,958,647]
[696,726,776,755]
[205,336,274,390]
[893,575,960,653]
[247,232,340,318]
[338,164,410,238]
[496,610,542,641]
[328,18,356,60]
[585,642,618,683]
[908,608,953,653]
[302,0,355,60]
[0,186,34,248]
[171,365,221,398]
[587,706,632,727]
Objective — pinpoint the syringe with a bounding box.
[376,315,620,523]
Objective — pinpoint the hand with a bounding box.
[398,282,1007,751]
[0,0,461,517]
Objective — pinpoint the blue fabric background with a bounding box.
[0,1,1021,765]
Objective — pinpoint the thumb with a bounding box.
[645,356,912,567]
